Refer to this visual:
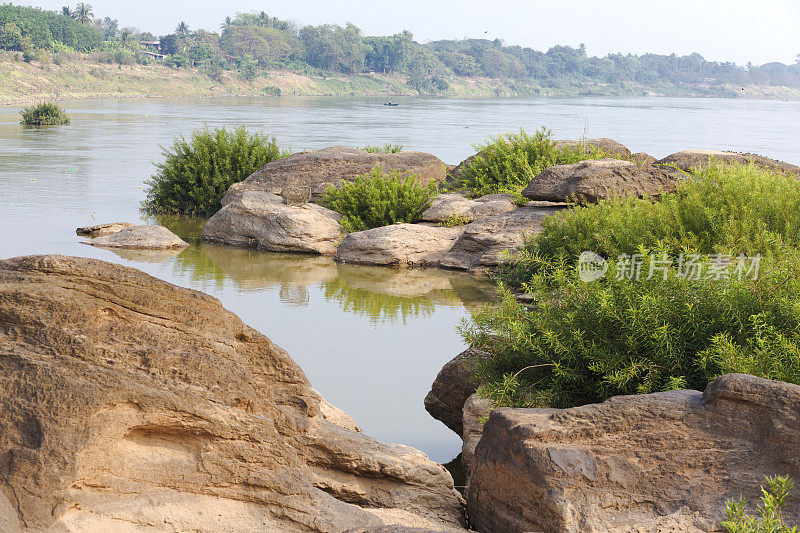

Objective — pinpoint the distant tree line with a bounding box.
[2,3,799,93]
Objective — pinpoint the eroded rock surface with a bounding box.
[657,150,800,174]
[424,349,485,435]
[630,152,657,165]
[81,224,188,249]
[521,158,682,204]
[467,374,800,533]
[421,194,517,224]
[203,191,344,255]
[0,255,465,532]
[335,224,463,267]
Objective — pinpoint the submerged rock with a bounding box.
[521,158,682,204]
[467,374,800,532]
[0,255,465,532]
[335,224,463,267]
[227,147,447,203]
[421,194,518,224]
[554,138,632,159]
[439,205,564,271]
[657,149,800,174]
[81,224,188,249]
[203,191,344,255]
[75,222,135,237]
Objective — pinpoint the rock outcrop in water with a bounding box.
[81,224,188,249]
[0,255,465,532]
[466,374,800,532]
[335,224,462,267]
[76,222,135,237]
[423,348,484,436]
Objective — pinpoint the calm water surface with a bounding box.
[1,95,799,462]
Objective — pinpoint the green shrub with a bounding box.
[261,85,281,96]
[449,127,606,198]
[359,144,403,154]
[20,102,70,125]
[142,126,289,217]
[723,476,798,533]
[439,212,472,227]
[323,167,438,232]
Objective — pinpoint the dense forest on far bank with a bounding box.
[2,2,800,101]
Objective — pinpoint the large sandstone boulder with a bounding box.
[0,255,465,532]
[467,374,800,533]
[335,224,463,267]
[81,224,188,249]
[203,191,344,255]
[521,158,682,204]
[554,138,632,159]
[657,149,800,174]
[460,394,492,479]
[421,194,517,224]
[439,205,564,271]
[228,147,447,202]
[424,349,485,435]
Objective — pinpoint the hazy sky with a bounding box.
[26,0,800,65]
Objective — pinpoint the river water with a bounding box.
[1,95,799,463]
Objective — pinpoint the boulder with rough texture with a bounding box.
[335,224,463,267]
[203,191,344,255]
[76,222,135,237]
[657,149,800,174]
[424,349,485,435]
[467,374,800,533]
[81,224,188,249]
[630,152,657,165]
[227,147,447,202]
[554,138,632,159]
[0,255,465,532]
[421,194,517,224]
[521,158,682,204]
[439,205,564,271]
[460,394,492,479]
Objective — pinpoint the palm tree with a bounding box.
[175,21,189,37]
[220,16,231,32]
[61,6,72,17]
[72,3,93,24]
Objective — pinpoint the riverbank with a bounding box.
[3,51,800,106]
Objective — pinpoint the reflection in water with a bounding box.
[101,246,184,263]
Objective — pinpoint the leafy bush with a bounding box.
[20,102,70,125]
[323,167,438,232]
[439,212,472,227]
[142,126,289,217]
[261,85,281,96]
[359,144,403,154]
[723,476,798,533]
[464,163,800,409]
[0,4,101,51]
[449,127,606,197]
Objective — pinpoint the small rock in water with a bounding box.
[76,222,135,237]
[81,225,188,250]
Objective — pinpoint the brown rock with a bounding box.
[630,152,657,165]
[75,222,135,237]
[421,194,517,224]
[460,394,492,479]
[467,374,800,533]
[424,349,486,435]
[81,224,189,249]
[554,138,632,159]
[521,158,682,204]
[335,224,463,267]
[657,150,800,174]
[228,147,447,203]
[439,205,564,271]
[0,255,465,532]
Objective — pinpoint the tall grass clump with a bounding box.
[463,163,800,409]
[142,126,289,217]
[20,102,70,125]
[359,144,403,154]
[449,127,606,198]
[323,167,438,232]
[723,475,798,533]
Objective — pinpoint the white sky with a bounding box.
[24,0,800,65]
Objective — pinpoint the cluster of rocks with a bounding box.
[425,351,800,532]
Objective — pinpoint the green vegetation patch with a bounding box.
[142,126,289,217]
[20,102,70,125]
[323,167,438,232]
[724,475,798,533]
[358,144,403,154]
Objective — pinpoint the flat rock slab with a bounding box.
[439,205,564,271]
[76,222,135,237]
[228,146,447,202]
[657,149,800,174]
[554,138,632,159]
[421,194,517,224]
[202,191,343,255]
[467,374,800,533]
[521,158,682,203]
[0,255,465,532]
[81,224,188,249]
[335,224,463,267]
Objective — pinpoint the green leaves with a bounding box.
[142,126,288,217]
[723,476,798,533]
[322,167,437,232]
[20,102,70,125]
